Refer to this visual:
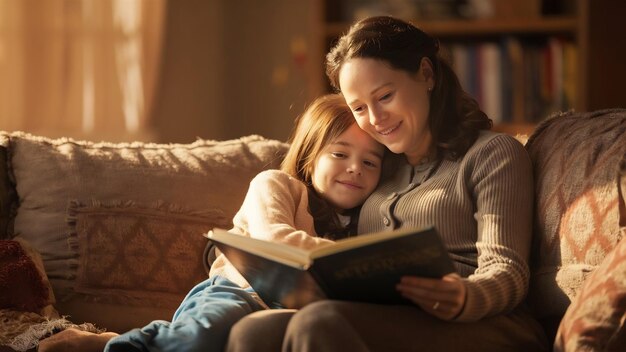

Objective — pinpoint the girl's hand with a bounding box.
[396,273,466,320]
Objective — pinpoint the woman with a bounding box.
[226,16,549,352]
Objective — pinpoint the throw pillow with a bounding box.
[4,132,287,304]
[553,234,626,351]
[67,199,226,307]
[524,109,626,339]
[0,239,53,313]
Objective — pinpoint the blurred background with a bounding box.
[0,0,321,143]
[0,0,624,143]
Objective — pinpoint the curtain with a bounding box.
[0,0,165,141]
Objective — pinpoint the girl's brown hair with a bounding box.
[326,16,492,159]
[281,93,355,185]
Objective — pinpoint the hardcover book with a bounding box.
[206,226,456,309]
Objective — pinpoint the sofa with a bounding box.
[0,109,625,351]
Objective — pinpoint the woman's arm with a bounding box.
[458,134,534,321]
[397,134,533,321]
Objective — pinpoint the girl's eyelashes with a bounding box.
[363,160,379,168]
[330,152,378,168]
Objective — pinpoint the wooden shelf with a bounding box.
[316,0,626,136]
[326,16,578,38]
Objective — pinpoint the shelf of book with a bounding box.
[315,0,626,136]
[325,16,578,38]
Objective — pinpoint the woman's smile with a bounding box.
[377,121,402,136]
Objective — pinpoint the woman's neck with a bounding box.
[404,131,436,166]
[406,145,436,166]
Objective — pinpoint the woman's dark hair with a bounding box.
[326,16,492,159]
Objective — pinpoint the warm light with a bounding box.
[113,0,144,133]
[82,0,94,133]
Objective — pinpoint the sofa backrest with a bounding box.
[524,108,626,340]
[0,131,289,332]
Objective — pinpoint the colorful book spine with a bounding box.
[447,37,574,127]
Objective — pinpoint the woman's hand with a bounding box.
[396,273,467,320]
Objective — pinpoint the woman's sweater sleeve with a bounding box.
[457,135,534,321]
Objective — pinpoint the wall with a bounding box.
[150,0,321,143]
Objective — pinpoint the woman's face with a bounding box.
[338,57,434,165]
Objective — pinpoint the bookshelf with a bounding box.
[312,0,626,135]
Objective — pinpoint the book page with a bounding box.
[207,229,314,269]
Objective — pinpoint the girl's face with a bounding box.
[311,123,384,211]
[339,57,434,165]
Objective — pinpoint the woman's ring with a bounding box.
[432,301,440,310]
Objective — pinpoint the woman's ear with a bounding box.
[419,57,435,87]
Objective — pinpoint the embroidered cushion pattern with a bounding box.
[68,200,229,306]
[525,109,626,321]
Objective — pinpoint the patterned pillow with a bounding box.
[2,132,288,331]
[68,200,227,307]
[554,233,626,351]
[525,109,626,334]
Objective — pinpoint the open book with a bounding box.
[206,226,456,309]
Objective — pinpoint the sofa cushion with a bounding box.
[2,132,288,330]
[68,200,223,305]
[51,199,227,332]
[553,223,626,351]
[524,109,626,334]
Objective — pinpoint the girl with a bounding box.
[37,93,385,352]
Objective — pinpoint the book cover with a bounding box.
[207,227,456,309]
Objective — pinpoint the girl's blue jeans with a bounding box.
[104,275,264,352]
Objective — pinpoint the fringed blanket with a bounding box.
[0,309,103,351]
